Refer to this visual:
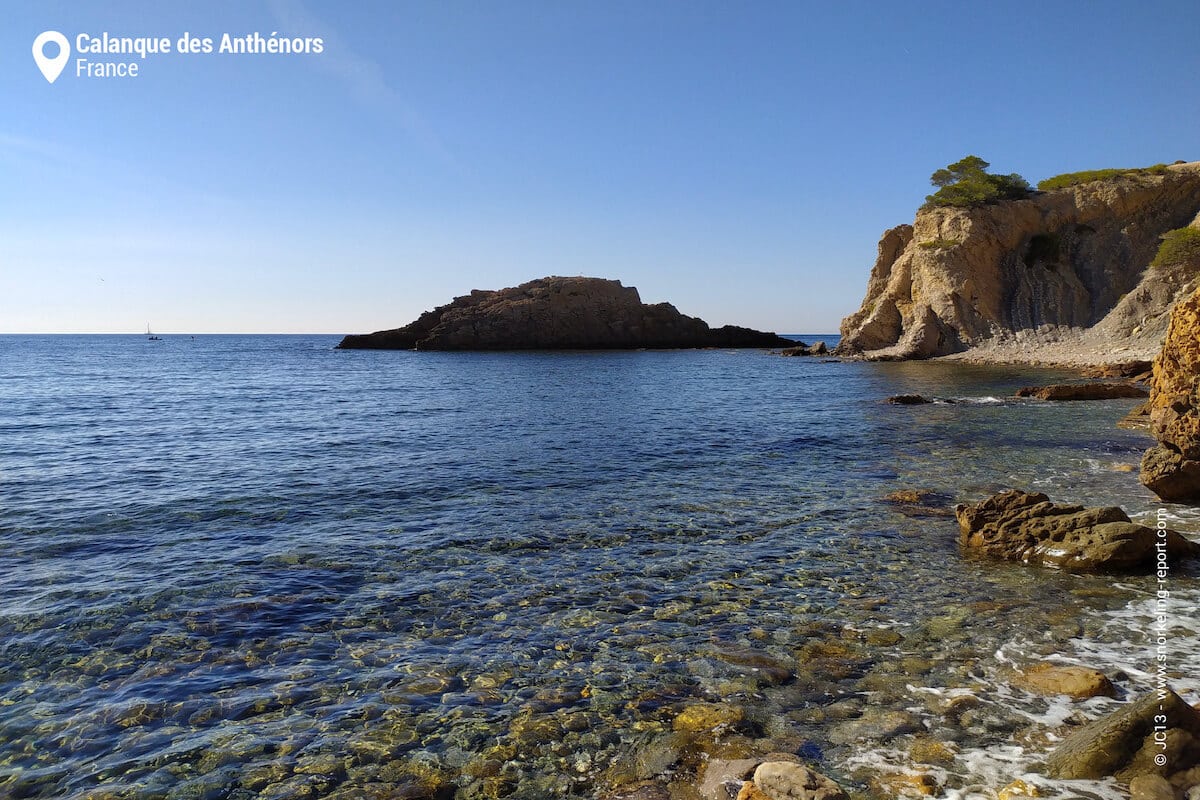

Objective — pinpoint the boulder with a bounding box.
[955,490,1199,571]
[1012,662,1116,699]
[1143,445,1200,504]
[337,276,794,351]
[1142,286,1200,503]
[1014,382,1149,401]
[1043,690,1200,780]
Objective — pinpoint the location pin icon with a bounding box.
[32,31,70,84]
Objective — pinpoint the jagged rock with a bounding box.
[337,276,793,351]
[955,490,1199,571]
[1014,382,1149,401]
[837,163,1200,359]
[1043,690,1200,780]
[882,489,955,517]
[1142,286,1200,502]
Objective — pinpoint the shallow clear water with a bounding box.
[0,335,1195,799]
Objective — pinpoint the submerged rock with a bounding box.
[698,758,759,800]
[1012,662,1116,699]
[955,490,1200,571]
[751,761,849,800]
[673,702,745,734]
[337,276,793,351]
[695,756,847,800]
[1142,285,1200,503]
[600,782,673,800]
[827,708,922,745]
[1014,382,1149,401]
[881,489,955,518]
[1120,400,1154,430]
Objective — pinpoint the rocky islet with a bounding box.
[337,276,794,351]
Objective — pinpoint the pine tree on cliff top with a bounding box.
[924,155,1031,209]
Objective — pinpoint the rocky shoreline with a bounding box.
[594,321,1200,800]
[591,482,1200,800]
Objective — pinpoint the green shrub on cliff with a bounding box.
[923,156,1032,209]
[1152,227,1200,270]
[1038,164,1169,190]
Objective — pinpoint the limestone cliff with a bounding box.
[1141,285,1200,503]
[837,163,1200,359]
[337,276,793,350]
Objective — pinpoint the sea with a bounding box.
[1,334,1197,800]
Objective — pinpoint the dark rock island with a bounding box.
[337,276,794,351]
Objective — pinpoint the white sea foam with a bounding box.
[850,582,1200,800]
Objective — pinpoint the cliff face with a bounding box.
[1141,285,1200,503]
[337,276,794,350]
[837,163,1200,359]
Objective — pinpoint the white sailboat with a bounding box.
[146,324,161,341]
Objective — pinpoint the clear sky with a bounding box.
[2,1,1198,334]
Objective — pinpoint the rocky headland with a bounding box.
[1141,284,1200,502]
[337,276,793,351]
[837,163,1200,363]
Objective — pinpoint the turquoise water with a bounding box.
[1,335,1196,799]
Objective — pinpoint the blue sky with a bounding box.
[2,1,1198,334]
